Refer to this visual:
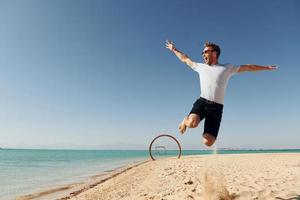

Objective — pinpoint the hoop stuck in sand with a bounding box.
[149,134,182,161]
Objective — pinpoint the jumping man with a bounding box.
[165,40,277,147]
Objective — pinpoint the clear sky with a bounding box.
[0,0,299,149]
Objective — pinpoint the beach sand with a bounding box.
[64,153,300,200]
[15,153,300,200]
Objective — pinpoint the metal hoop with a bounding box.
[148,134,182,161]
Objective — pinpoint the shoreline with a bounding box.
[14,159,149,200]
[13,152,300,200]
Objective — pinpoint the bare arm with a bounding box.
[165,40,196,69]
[237,64,278,73]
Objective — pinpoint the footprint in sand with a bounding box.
[185,180,194,185]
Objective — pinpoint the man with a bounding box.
[165,40,277,147]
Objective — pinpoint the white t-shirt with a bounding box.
[192,63,240,104]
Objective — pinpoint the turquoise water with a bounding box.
[0,149,300,199]
[0,149,147,200]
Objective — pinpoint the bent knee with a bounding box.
[204,140,215,147]
[186,115,200,128]
[202,133,216,147]
[186,120,199,128]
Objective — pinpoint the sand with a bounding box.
[64,153,300,200]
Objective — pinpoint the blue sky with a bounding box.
[0,0,299,149]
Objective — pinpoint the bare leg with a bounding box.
[179,114,200,134]
[202,133,216,147]
[179,117,188,134]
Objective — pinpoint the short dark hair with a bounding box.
[204,42,221,58]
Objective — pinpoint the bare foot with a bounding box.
[179,119,187,134]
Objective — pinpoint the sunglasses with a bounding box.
[202,50,216,55]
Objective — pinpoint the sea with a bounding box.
[1,148,300,200]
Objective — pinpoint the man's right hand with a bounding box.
[165,40,195,69]
[165,40,175,51]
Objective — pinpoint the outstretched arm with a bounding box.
[237,64,277,73]
[165,40,196,69]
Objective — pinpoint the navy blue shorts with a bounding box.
[189,97,223,139]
